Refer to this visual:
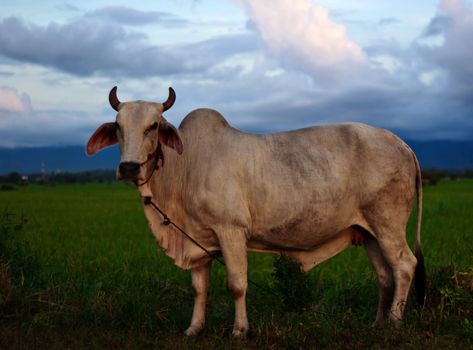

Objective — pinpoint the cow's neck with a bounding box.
[137,143,181,198]
[137,145,197,269]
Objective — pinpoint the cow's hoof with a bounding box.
[371,319,386,328]
[184,325,202,336]
[232,327,248,339]
[387,317,402,329]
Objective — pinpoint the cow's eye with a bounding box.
[144,122,158,135]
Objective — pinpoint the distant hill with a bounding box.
[0,140,472,175]
[0,145,119,175]
[408,140,473,170]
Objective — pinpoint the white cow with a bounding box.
[87,87,425,337]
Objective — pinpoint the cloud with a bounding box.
[375,17,400,28]
[1,1,473,148]
[86,6,189,27]
[417,0,473,99]
[0,86,106,147]
[0,70,13,77]
[422,15,452,37]
[238,0,368,81]
[56,3,80,12]
[0,16,258,78]
[0,86,32,113]
[181,1,473,141]
[194,65,472,141]
[0,16,180,77]
[0,109,97,148]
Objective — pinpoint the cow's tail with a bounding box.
[412,151,426,305]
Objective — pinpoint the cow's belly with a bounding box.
[285,227,356,272]
[247,226,364,272]
[248,203,359,251]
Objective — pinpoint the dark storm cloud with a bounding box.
[217,72,473,141]
[86,6,190,27]
[0,108,96,147]
[310,84,473,140]
[0,16,175,76]
[0,16,258,78]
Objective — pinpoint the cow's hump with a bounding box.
[179,108,230,132]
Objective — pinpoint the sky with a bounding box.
[0,0,472,148]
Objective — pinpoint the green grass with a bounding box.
[1,180,472,349]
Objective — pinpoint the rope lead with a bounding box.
[142,195,279,297]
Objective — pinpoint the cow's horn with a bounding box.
[162,87,176,112]
[109,86,121,111]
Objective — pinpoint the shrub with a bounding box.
[272,254,313,310]
[0,211,38,290]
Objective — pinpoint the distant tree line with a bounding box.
[1,168,473,187]
[421,169,473,185]
[0,170,117,185]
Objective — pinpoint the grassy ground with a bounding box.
[0,180,472,349]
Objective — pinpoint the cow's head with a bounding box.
[86,87,183,183]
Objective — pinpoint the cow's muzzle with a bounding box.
[118,161,140,179]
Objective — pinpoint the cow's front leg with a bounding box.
[184,261,212,336]
[218,230,249,338]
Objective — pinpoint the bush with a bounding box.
[272,254,313,310]
[0,211,38,291]
[0,185,15,191]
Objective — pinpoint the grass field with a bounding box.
[1,180,472,349]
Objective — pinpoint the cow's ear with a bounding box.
[159,120,183,154]
[86,122,118,156]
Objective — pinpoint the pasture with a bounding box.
[1,180,472,349]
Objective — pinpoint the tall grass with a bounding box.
[1,180,472,349]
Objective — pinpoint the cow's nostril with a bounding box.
[119,162,140,177]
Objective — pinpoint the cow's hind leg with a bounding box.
[364,236,394,326]
[217,229,249,338]
[184,261,212,336]
[363,167,418,327]
[376,231,417,327]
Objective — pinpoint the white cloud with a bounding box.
[0,86,32,113]
[238,0,368,81]
[440,0,471,17]
[0,85,108,147]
